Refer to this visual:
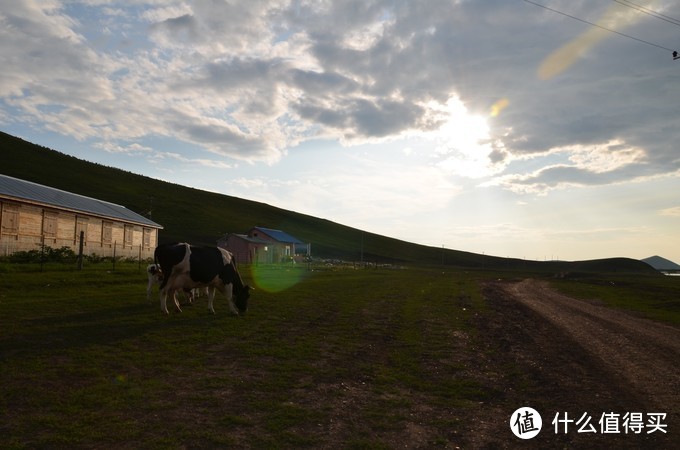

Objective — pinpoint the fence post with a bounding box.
[113,241,117,271]
[138,244,142,270]
[77,231,84,270]
[40,235,45,273]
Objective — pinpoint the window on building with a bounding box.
[43,211,57,237]
[1,203,19,234]
[75,216,88,242]
[102,221,112,244]
[143,228,151,247]
[124,225,133,246]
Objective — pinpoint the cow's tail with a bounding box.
[153,247,166,289]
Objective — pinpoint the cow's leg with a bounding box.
[160,288,170,315]
[224,284,239,316]
[146,278,153,303]
[207,288,217,314]
[172,289,183,312]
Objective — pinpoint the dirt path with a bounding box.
[472,279,679,449]
[506,279,680,413]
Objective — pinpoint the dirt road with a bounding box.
[472,279,679,449]
[506,279,680,412]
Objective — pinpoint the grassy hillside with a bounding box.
[0,131,657,272]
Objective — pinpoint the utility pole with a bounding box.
[360,232,364,265]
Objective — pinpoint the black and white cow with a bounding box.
[154,243,251,315]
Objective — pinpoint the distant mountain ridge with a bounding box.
[642,256,680,271]
[0,130,657,272]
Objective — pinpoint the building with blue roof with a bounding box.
[217,226,309,264]
[0,174,163,258]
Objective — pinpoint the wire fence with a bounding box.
[0,240,154,273]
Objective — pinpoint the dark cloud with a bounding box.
[149,13,198,42]
[167,112,276,161]
[2,0,680,189]
[202,57,287,89]
[292,96,427,139]
[288,69,359,97]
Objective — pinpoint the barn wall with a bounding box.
[0,199,159,259]
[56,212,76,242]
[219,235,252,264]
[86,219,102,245]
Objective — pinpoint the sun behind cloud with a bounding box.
[424,96,507,179]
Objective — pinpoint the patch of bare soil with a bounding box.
[469,279,678,449]
[169,279,678,448]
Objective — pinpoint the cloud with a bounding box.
[659,206,680,217]
[1,0,679,197]
[224,153,461,228]
[96,141,154,155]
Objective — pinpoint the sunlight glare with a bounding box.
[425,96,505,179]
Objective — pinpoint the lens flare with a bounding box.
[538,4,642,80]
[538,28,606,80]
[249,264,305,292]
[490,98,509,117]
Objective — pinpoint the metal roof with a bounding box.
[0,174,162,228]
[228,233,273,245]
[252,226,305,244]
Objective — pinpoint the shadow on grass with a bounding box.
[0,301,238,358]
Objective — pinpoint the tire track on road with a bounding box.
[505,279,680,413]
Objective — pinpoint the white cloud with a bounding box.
[2,0,680,263]
[3,0,679,185]
[485,140,660,195]
[659,206,680,217]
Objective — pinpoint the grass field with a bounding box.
[551,273,680,326]
[1,263,677,448]
[0,263,491,448]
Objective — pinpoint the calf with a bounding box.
[147,263,202,304]
[146,263,164,302]
[154,243,251,315]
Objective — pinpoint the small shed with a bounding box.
[217,233,281,265]
[248,227,309,255]
[218,226,309,264]
[0,174,163,259]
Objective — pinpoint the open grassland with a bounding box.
[551,273,680,326]
[1,263,490,448]
[1,263,677,448]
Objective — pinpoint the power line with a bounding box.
[612,0,680,27]
[522,0,677,54]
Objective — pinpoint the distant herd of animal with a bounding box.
[148,243,252,315]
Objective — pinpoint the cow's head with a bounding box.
[233,285,252,314]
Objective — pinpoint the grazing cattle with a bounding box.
[154,243,252,315]
[146,263,205,304]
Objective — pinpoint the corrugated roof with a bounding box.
[0,174,162,228]
[229,233,272,245]
[252,226,305,244]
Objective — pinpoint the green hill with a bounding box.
[0,130,656,272]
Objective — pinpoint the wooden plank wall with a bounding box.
[0,200,158,259]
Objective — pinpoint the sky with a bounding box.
[1,0,679,263]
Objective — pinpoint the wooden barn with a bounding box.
[218,226,309,264]
[0,174,162,259]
